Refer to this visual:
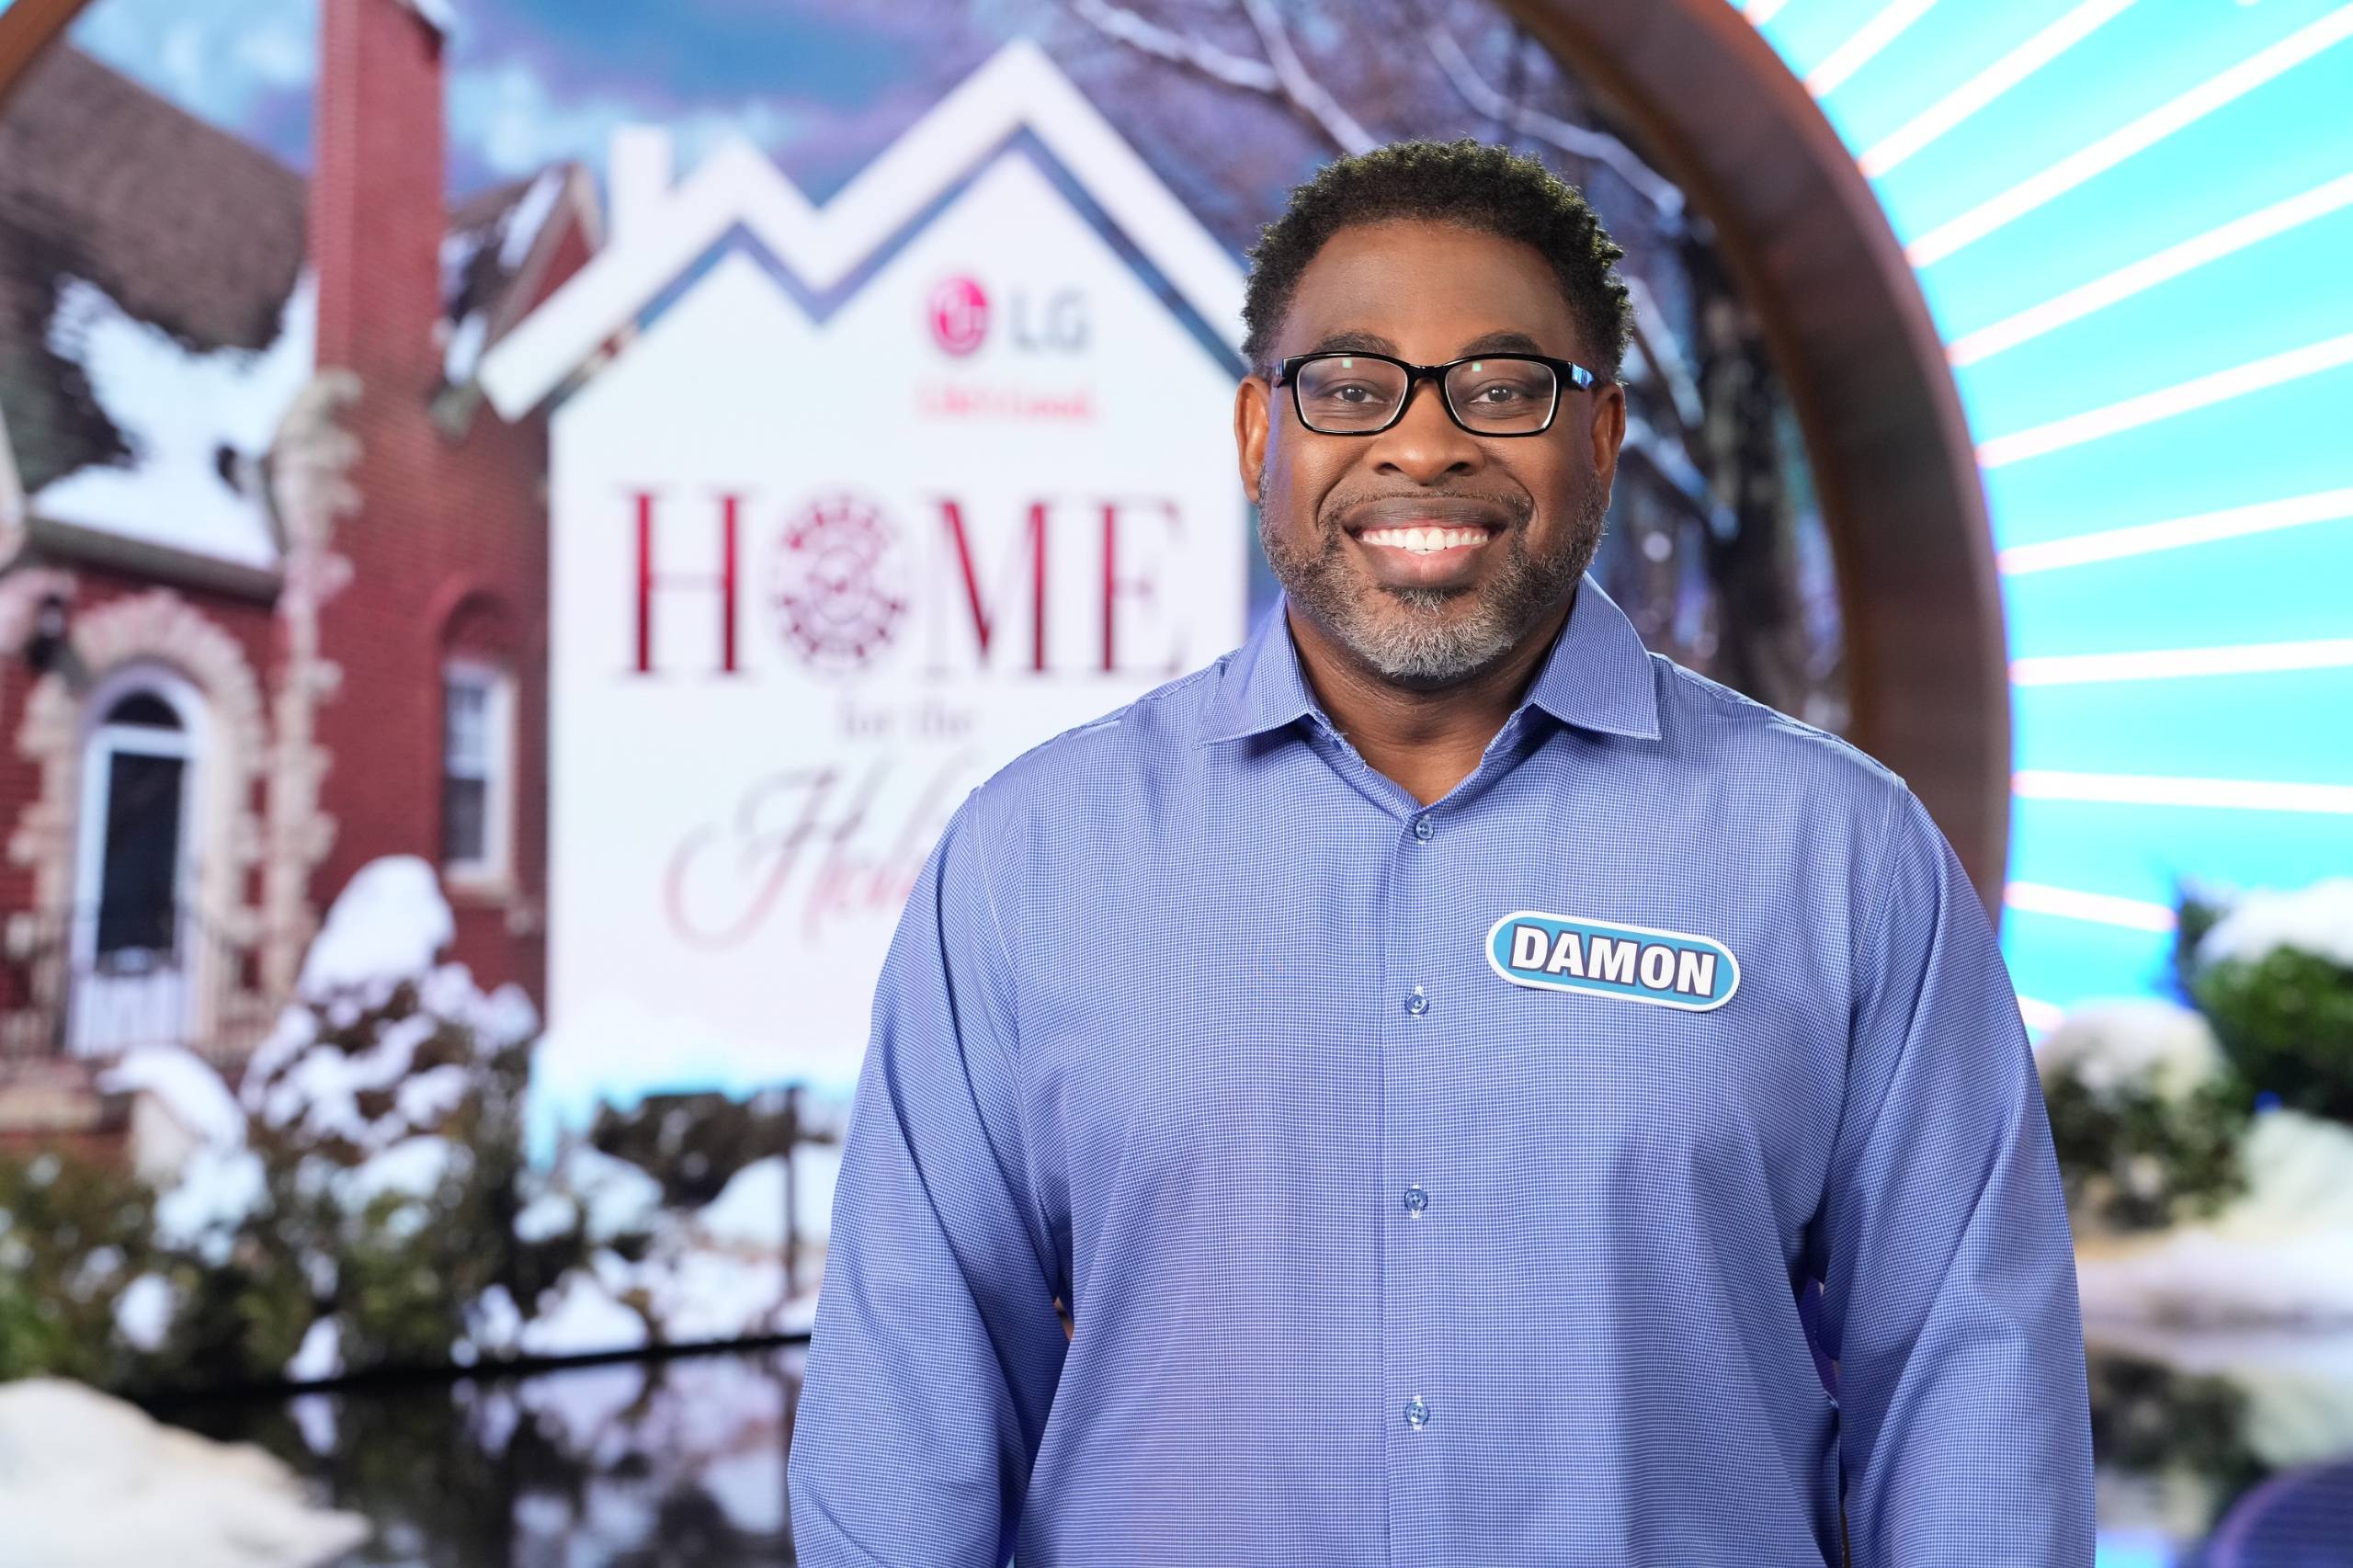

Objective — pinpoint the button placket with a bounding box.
[1380,807,1445,1530]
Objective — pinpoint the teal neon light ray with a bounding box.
[1733,0,2353,1023]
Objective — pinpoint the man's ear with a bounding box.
[1235,372,1271,506]
[1588,379,1628,494]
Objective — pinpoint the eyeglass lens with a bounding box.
[1292,356,1557,434]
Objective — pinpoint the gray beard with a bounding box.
[1256,479,1606,690]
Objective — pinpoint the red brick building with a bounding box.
[0,0,595,1142]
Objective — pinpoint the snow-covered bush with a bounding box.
[2038,998,2250,1233]
[2181,876,2353,1121]
[2039,875,2353,1240]
[2,855,835,1392]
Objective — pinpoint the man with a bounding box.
[789,138,2095,1566]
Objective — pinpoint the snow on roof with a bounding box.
[403,0,460,37]
[501,169,566,271]
[443,310,490,386]
[28,270,313,570]
[1,45,591,574]
[439,166,579,390]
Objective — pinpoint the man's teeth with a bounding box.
[1358,525,1490,554]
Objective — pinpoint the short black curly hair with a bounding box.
[1240,138,1632,383]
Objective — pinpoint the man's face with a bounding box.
[1235,219,1626,690]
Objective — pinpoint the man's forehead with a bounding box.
[1283,222,1585,361]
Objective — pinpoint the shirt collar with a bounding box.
[1197,570,1661,745]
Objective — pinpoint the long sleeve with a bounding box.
[788,795,1068,1567]
[1808,788,2095,1566]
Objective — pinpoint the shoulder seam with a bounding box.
[1654,656,1903,784]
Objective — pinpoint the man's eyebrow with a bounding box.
[1456,330,1551,357]
[1296,329,1557,358]
[1302,330,1399,356]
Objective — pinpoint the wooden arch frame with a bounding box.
[1499,0,2010,907]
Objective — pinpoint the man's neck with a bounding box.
[1286,590,1573,808]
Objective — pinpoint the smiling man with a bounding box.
[790,139,2095,1567]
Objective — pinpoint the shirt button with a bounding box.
[1404,1395,1429,1430]
[1403,1185,1428,1217]
[1404,986,1428,1017]
[1412,814,1434,842]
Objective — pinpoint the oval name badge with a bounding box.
[1486,910,1740,1012]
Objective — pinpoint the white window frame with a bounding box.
[440,657,514,889]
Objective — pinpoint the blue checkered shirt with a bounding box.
[788,572,2095,1566]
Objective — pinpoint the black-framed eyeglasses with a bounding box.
[1272,350,1600,437]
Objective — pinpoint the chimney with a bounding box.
[311,0,449,390]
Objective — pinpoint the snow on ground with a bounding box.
[639,1249,790,1345]
[2077,1110,2353,1327]
[557,1145,665,1244]
[697,1156,788,1251]
[794,1138,842,1244]
[0,1378,369,1568]
[522,992,835,1163]
[688,1143,839,1251]
[2078,1230,2353,1330]
[32,273,313,571]
[778,1287,821,1336]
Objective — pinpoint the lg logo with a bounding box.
[927,276,988,356]
[926,274,1088,356]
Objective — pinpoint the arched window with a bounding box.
[441,655,514,882]
[104,691,184,730]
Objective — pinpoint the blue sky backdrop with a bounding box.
[68,0,1039,201]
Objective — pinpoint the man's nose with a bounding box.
[1367,375,1482,483]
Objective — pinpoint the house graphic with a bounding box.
[478,37,1256,1126]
